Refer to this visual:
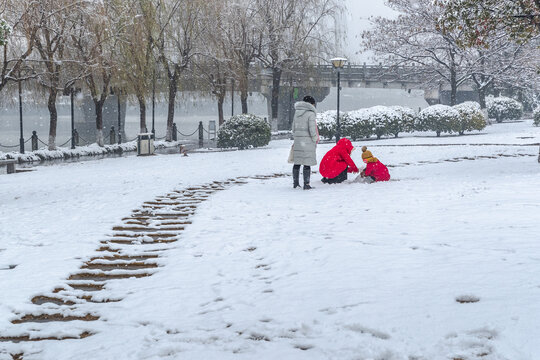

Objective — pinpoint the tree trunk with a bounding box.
[478,86,487,109]
[47,89,58,150]
[241,88,248,114]
[166,74,178,142]
[95,100,104,147]
[138,95,147,133]
[218,95,225,126]
[436,130,441,137]
[450,69,457,106]
[271,67,282,129]
[240,70,249,114]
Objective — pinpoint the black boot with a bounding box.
[292,165,300,188]
[303,166,312,190]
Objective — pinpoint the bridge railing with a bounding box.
[269,64,427,85]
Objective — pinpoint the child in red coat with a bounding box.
[319,138,359,184]
[360,146,390,183]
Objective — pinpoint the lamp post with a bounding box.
[330,57,347,143]
[231,78,235,117]
[152,67,156,136]
[70,87,75,149]
[117,89,122,144]
[18,71,24,154]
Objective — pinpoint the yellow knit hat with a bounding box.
[361,146,378,162]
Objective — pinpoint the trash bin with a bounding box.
[137,133,155,156]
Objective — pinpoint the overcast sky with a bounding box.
[342,0,396,64]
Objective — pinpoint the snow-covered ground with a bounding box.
[1,121,539,359]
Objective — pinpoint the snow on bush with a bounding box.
[366,106,401,139]
[452,102,487,135]
[316,111,355,140]
[390,106,416,134]
[348,109,375,140]
[348,106,409,139]
[417,104,460,137]
[486,96,523,122]
[316,111,337,140]
[0,140,182,163]
[217,114,271,150]
[533,108,540,127]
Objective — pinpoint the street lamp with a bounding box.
[152,67,156,136]
[64,86,81,149]
[330,57,347,142]
[18,71,24,154]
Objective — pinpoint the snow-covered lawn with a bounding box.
[1,121,539,359]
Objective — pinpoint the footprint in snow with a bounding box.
[294,344,314,351]
[440,328,497,359]
[344,324,391,340]
[455,295,480,304]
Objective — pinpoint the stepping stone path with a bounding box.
[0,174,286,356]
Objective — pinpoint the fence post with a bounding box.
[172,123,178,141]
[73,129,79,146]
[110,126,116,145]
[31,131,38,151]
[198,121,204,148]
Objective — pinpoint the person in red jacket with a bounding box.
[320,138,359,184]
[360,146,390,183]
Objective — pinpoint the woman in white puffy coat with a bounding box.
[292,95,319,190]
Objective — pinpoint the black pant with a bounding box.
[323,168,348,184]
[293,164,310,185]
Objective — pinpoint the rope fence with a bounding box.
[2,121,217,153]
[0,142,20,148]
[77,134,90,145]
[176,128,199,137]
[59,137,73,147]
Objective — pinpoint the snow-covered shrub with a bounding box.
[316,111,336,140]
[368,106,401,139]
[452,102,487,135]
[348,106,408,139]
[217,114,271,150]
[316,111,356,140]
[390,106,416,134]
[533,108,540,127]
[417,105,460,137]
[348,109,374,140]
[486,96,523,122]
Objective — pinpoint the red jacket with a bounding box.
[319,139,359,178]
[364,160,390,181]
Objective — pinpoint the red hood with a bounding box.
[336,138,353,155]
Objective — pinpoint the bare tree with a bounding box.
[362,0,469,105]
[0,1,36,94]
[194,0,234,126]
[218,0,262,115]
[255,0,343,129]
[23,0,83,150]
[153,0,205,141]
[461,36,537,108]
[71,1,122,146]
[116,0,155,134]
